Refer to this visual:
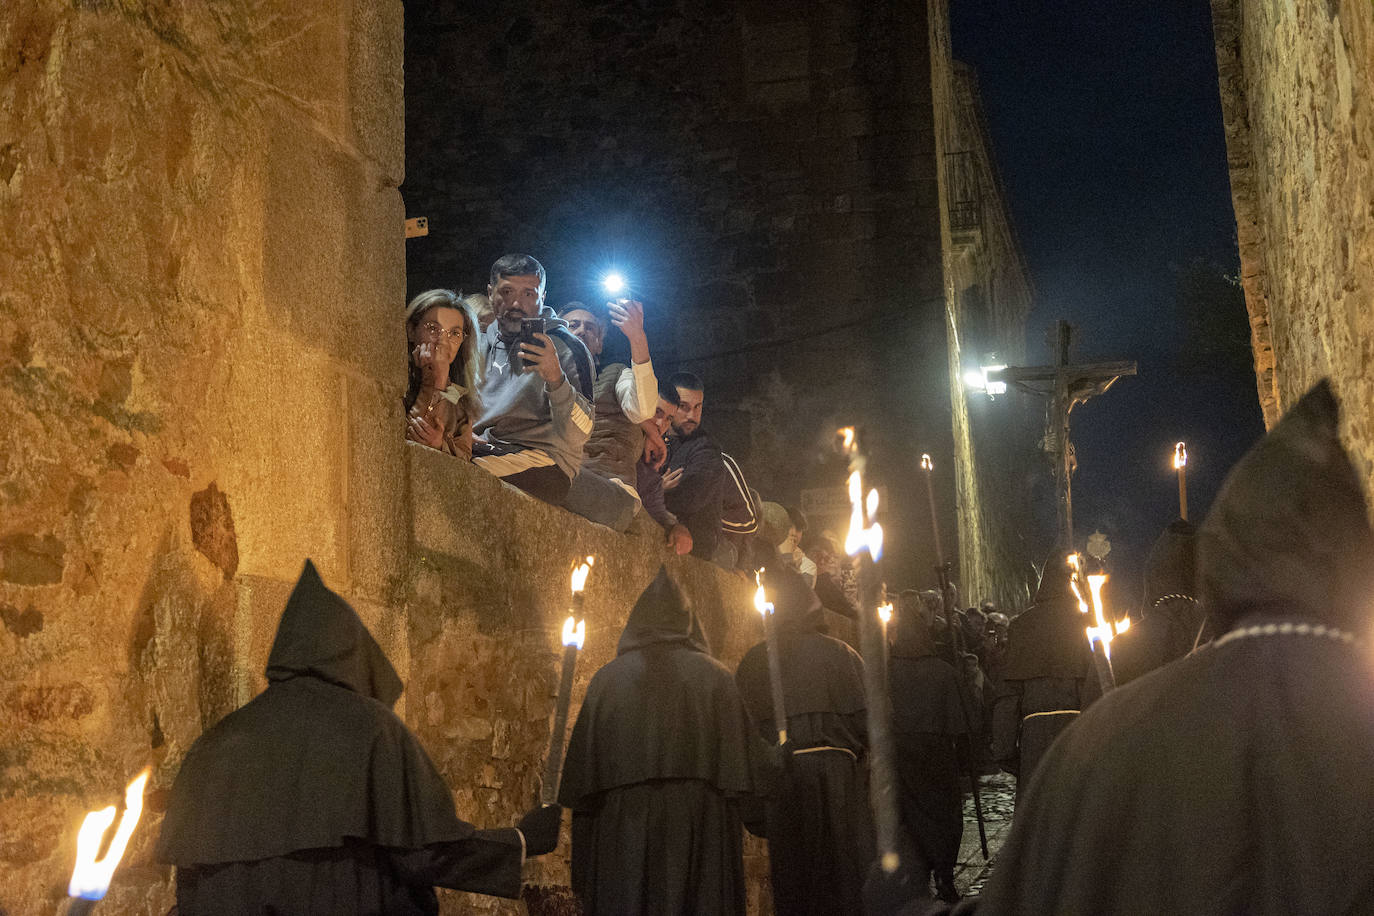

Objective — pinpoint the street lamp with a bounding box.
[963,363,1008,398]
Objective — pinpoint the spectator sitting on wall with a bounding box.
[404,289,482,460]
[636,379,694,555]
[662,371,726,561]
[559,299,659,532]
[717,452,760,570]
[802,532,859,620]
[464,292,494,333]
[472,254,594,506]
[777,506,818,587]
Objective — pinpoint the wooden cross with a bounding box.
[986,320,1137,551]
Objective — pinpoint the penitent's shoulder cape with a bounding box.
[558,567,755,810]
[157,561,473,865]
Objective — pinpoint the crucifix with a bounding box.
[987,320,1137,551]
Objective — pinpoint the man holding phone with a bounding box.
[472,254,594,505]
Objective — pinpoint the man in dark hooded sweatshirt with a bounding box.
[734,563,873,915]
[1110,518,1204,686]
[558,567,757,915]
[989,552,1100,797]
[887,588,971,904]
[157,560,561,915]
[977,379,1374,916]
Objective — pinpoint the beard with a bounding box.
[496,309,527,337]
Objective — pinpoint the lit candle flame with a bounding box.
[1173,441,1187,470]
[69,768,151,901]
[920,454,933,471]
[844,473,884,562]
[1067,554,1090,614]
[570,556,594,594]
[561,615,586,650]
[838,426,855,453]
[754,569,774,617]
[877,603,893,624]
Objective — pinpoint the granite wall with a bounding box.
[1211,0,1374,487]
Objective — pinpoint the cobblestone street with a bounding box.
[954,773,1017,896]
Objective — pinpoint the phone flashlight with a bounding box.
[601,272,627,296]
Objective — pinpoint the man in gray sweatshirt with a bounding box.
[472,254,594,505]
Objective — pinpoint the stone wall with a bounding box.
[929,7,1036,608]
[0,3,767,915]
[1210,0,1374,488]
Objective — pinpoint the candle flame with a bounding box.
[1067,554,1090,615]
[561,615,586,650]
[877,602,893,624]
[69,768,151,901]
[921,454,933,471]
[844,473,884,561]
[1173,441,1188,470]
[754,569,774,617]
[1084,572,1128,656]
[570,556,594,594]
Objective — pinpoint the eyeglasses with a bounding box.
[420,322,465,344]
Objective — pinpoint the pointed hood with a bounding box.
[617,566,708,654]
[1141,519,1198,612]
[1035,550,1075,605]
[265,560,404,706]
[1199,380,1374,634]
[763,563,824,634]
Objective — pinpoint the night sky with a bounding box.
[950,0,1266,606]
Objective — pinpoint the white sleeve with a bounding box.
[616,360,658,425]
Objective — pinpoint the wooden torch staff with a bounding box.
[839,426,902,874]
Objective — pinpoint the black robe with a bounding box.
[989,561,1099,793]
[888,616,969,878]
[157,561,523,915]
[559,567,756,916]
[735,565,873,916]
[979,379,1374,915]
[1111,518,1204,686]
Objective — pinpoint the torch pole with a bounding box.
[541,640,579,805]
[763,608,789,746]
[1177,464,1188,521]
[1089,638,1116,694]
[922,456,989,860]
[857,555,901,873]
[62,899,97,916]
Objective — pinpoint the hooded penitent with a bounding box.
[157,561,527,915]
[978,379,1374,916]
[158,561,468,866]
[734,564,873,916]
[559,567,756,916]
[1112,519,1203,685]
[988,551,1099,794]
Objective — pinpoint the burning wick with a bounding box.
[877,603,893,625]
[754,570,789,746]
[541,557,594,805]
[67,768,151,911]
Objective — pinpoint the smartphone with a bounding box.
[517,318,546,367]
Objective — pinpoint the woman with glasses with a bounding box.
[404,289,482,459]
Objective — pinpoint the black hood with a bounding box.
[763,563,824,634]
[1035,550,1076,605]
[617,566,709,654]
[1199,380,1374,634]
[1141,519,1198,612]
[265,560,404,706]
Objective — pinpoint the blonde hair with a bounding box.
[403,289,483,423]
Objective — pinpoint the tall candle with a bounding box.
[541,558,592,805]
